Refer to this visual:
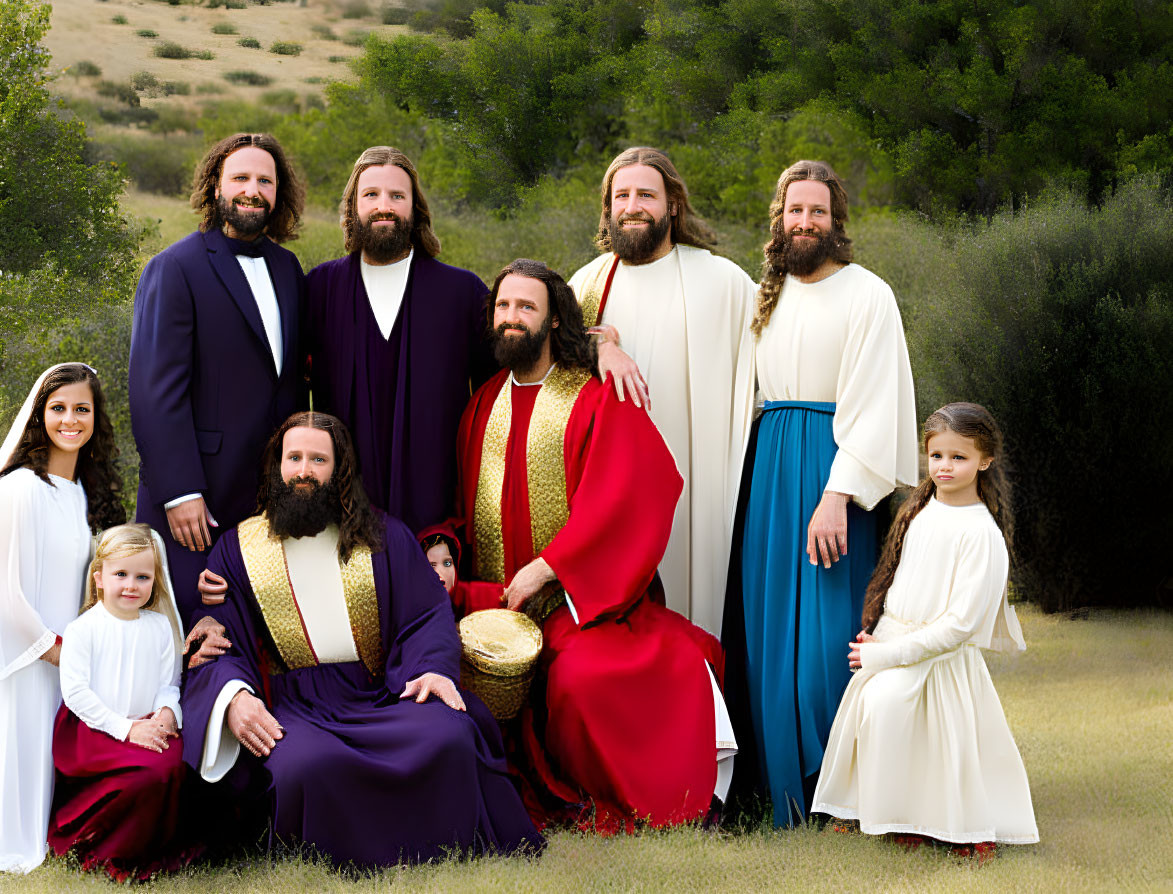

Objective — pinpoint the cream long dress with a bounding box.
[811,498,1039,844]
[0,469,91,873]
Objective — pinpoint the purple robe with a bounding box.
[306,253,495,531]
[181,513,541,867]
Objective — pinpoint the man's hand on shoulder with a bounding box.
[185,615,231,669]
[227,690,283,757]
[401,673,466,712]
[595,337,650,410]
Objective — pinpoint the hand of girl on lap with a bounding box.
[128,718,171,753]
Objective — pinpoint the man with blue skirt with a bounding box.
[724,161,917,827]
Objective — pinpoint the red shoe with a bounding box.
[893,833,928,850]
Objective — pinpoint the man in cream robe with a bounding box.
[724,161,918,826]
[569,148,755,636]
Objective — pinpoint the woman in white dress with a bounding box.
[812,402,1038,854]
[0,363,126,874]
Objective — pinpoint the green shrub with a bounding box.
[269,40,302,55]
[381,5,410,25]
[96,80,140,107]
[340,28,367,46]
[310,23,337,40]
[193,49,215,60]
[237,36,261,48]
[207,0,248,7]
[90,131,203,195]
[211,21,237,34]
[154,40,193,58]
[340,0,370,18]
[304,75,326,84]
[327,54,349,62]
[196,82,226,94]
[163,80,191,96]
[909,180,1173,612]
[130,70,159,91]
[135,28,158,38]
[70,59,101,77]
[224,69,273,86]
[110,14,128,23]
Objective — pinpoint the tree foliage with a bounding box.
[909,179,1173,611]
[357,0,1173,215]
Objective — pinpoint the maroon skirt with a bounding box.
[48,705,195,881]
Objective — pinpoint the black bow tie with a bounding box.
[226,236,266,258]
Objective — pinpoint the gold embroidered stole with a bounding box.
[576,255,619,328]
[473,367,592,583]
[236,516,383,675]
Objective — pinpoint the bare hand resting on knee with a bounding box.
[227,690,283,757]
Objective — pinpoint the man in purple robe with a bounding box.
[181,411,541,867]
[305,147,496,532]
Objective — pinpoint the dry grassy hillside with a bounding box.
[43,0,404,107]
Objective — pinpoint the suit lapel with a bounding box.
[269,247,299,379]
[204,228,274,370]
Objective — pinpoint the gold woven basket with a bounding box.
[458,609,543,721]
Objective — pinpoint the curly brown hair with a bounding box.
[257,411,384,561]
[190,133,305,243]
[0,363,125,532]
[338,146,441,258]
[751,160,854,336]
[487,259,598,375]
[861,402,1014,632]
[595,147,716,253]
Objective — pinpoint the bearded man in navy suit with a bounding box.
[129,133,307,625]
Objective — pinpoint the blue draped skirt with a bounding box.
[741,401,877,827]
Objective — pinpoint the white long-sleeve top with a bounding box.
[59,601,182,742]
[861,498,1026,671]
[756,264,919,510]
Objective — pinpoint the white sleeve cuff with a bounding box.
[163,493,203,510]
[201,681,253,783]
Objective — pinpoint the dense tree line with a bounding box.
[362,0,1173,215]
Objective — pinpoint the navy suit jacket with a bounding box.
[129,228,306,559]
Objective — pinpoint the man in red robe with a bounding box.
[456,259,736,832]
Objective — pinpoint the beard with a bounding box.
[491,313,553,373]
[607,211,672,264]
[774,227,837,277]
[357,212,413,263]
[217,194,271,238]
[266,472,342,540]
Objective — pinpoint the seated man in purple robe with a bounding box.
[181,411,541,868]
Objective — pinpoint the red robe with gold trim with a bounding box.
[457,367,723,830]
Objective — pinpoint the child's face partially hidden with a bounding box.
[926,430,990,507]
[95,548,155,621]
[426,543,456,593]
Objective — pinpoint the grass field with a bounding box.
[4,605,1171,893]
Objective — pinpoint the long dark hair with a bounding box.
[487,259,599,375]
[339,146,441,258]
[0,363,125,532]
[752,160,854,336]
[257,412,384,561]
[861,402,1013,632]
[595,147,716,253]
[191,132,305,243]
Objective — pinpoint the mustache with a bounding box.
[233,197,270,209]
[495,323,529,335]
[367,212,402,223]
[617,212,655,224]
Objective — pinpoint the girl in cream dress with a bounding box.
[812,403,1038,851]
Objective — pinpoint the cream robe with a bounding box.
[757,264,918,509]
[0,470,90,874]
[569,246,756,636]
[812,499,1037,844]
